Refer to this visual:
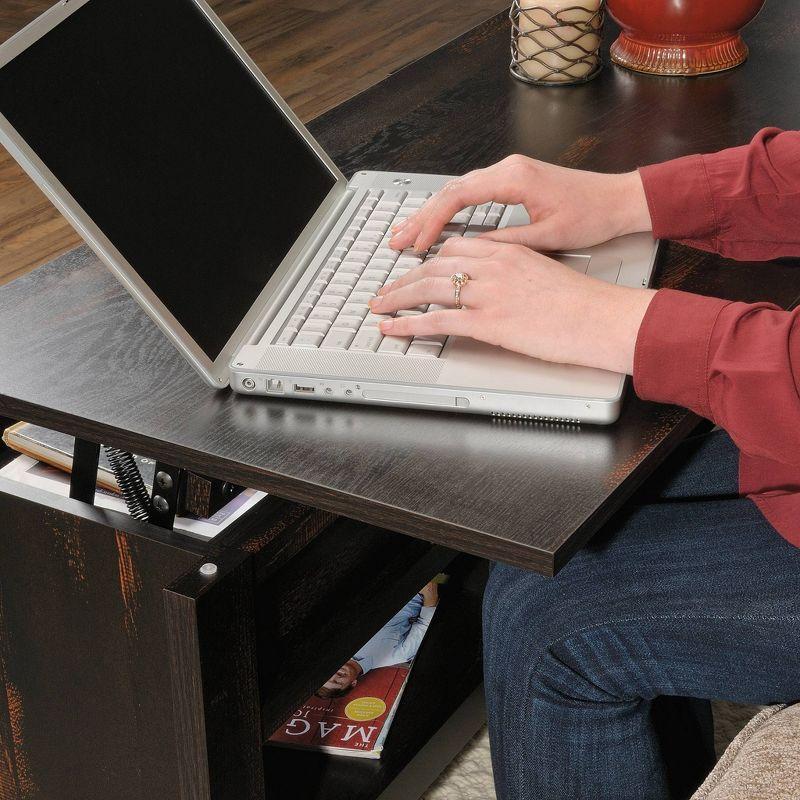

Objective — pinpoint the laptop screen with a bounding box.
[0,0,338,361]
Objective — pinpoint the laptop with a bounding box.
[0,0,658,424]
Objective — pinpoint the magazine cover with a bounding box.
[268,581,440,758]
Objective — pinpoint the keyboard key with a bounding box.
[350,241,378,255]
[349,292,375,306]
[318,267,336,282]
[297,302,314,318]
[406,342,442,358]
[330,272,359,287]
[465,224,497,236]
[396,254,424,268]
[276,328,297,346]
[350,329,383,352]
[450,206,475,224]
[362,312,393,327]
[308,307,338,322]
[303,290,321,305]
[317,295,346,310]
[371,211,395,223]
[338,261,367,276]
[293,332,324,348]
[302,319,332,334]
[334,315,364,330]
[354,279,383,294]
[287,314,307,329]
[368,258,396,272]
[311,280,328,294]
[357,231,383,244]
[398,306,429,314]
[321,328,356,349]
[362,268,390,283]
[340,303,370,318]
[372,248,400,262]
[413,333,448,345]
[378,335,413,355]
[322,284,352,298]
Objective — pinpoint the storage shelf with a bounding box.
[262,556,488,800]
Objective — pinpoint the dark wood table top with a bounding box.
[1,5,798,575]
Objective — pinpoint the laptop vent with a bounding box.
[492,412,582,426]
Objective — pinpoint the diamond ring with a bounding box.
[451,272,471,309]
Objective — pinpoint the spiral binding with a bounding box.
[104,447,151,521]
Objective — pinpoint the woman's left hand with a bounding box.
[369,237,656,375]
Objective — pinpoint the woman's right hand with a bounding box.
[389,154,654,254]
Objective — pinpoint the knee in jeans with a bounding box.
[483,561,566,660]
[483,563,647,704]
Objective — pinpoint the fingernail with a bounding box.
[391,219,410,234]
[370,296,382,308]
[380,320,394,333]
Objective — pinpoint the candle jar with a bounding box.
[510,0,605,86]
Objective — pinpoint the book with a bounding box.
[2,422,243,517]
[268,585,440,758]
[3,421,155,494]
[0,454,267,540]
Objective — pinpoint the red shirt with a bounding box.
[636,128,800,546]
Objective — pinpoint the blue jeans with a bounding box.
[483,429,800,800]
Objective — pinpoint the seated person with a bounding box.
[380,128,800,800]
[316,581,438,699]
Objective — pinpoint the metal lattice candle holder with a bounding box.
[510,1,605,86]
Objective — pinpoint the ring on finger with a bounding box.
[451,272,471,310]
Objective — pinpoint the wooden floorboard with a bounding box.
[0,0,509,284]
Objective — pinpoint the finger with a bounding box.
[378,255,483,296]
[479,221,554,248]
[379,308,475,339]
[437,236,504,258]
[389,170,497,251]
[369,276,480,314]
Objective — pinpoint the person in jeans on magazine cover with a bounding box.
[378,128,800,800]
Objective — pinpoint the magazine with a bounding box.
[268,582,441,758]
[0,454,266,540]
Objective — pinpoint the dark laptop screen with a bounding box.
[0,0,338,361]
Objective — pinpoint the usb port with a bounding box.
[293,384,315,394]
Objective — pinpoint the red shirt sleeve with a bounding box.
[639,127,800,261]
[632,129,800,467]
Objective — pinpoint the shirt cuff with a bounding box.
[639,155,717,246]
[419,605,436,623]
[633,289,731,419]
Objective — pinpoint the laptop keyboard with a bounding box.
[274,190,506,357]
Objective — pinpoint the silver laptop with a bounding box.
[0,0,658,424]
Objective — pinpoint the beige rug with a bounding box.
[422,702,761,799]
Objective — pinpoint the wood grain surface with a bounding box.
[0,0,509,284]
[0,4,799,575]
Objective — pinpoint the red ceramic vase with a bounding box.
[606,0,767,75]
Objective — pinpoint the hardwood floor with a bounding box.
[0,0,508,285]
